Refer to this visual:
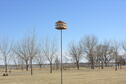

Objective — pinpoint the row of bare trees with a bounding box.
[69,35,126,70]
[1,34,126,76]
[0,33,59,75]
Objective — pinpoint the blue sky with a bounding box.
[0,0,126,50]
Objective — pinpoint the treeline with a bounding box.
[69,35,126,70]
[0,33,126,76]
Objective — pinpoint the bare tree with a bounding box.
[14,39,30,71]
[122,41,126,66]
[35,48,45,69]
[95,44,104,69]
[102,41,113,67]
[116,55,125,69]
[13,54,20,70]
[95,41,114,69]
[14,33,38,75]
[122,41,126,53]
[69,41,83,70]
[54,56,60,70]
[81,35,98,69]
[27,33,39,75]
[0,38,13,76]
[42,38,57,73]
[112,41,120,71]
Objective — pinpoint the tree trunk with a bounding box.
[5,56,8,73]
[99,61,100,69]
[91,63,94,69]
[115,62,117,71]
[30,58,33,75]
[104,56,108,67]
[120,64,122,69]
[21,60,24,71]
[21,64,24,71]
[50,62,52,73]
[39,64,42,69]
[76,61,79,70]
[115,55,117,71]
[104,61,107,67]
[25,61,29,71]
[56,63,59,70]
[101,61,104,69]
[5,64,7,73]
[91,57,94,69]
[115,65,117,71]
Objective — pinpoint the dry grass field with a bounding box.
[0,67,126,84]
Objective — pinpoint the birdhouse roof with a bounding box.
[56,21,66,24]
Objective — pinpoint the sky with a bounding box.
[0,0,126,50]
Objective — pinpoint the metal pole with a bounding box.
[61,29,63,84]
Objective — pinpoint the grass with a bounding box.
[0,67,126,84]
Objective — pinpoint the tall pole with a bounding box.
[61,29,63,84]
[55,20,67,84]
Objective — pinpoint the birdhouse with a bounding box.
[55,21,67,30]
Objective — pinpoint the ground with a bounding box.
[0,67,126,84]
